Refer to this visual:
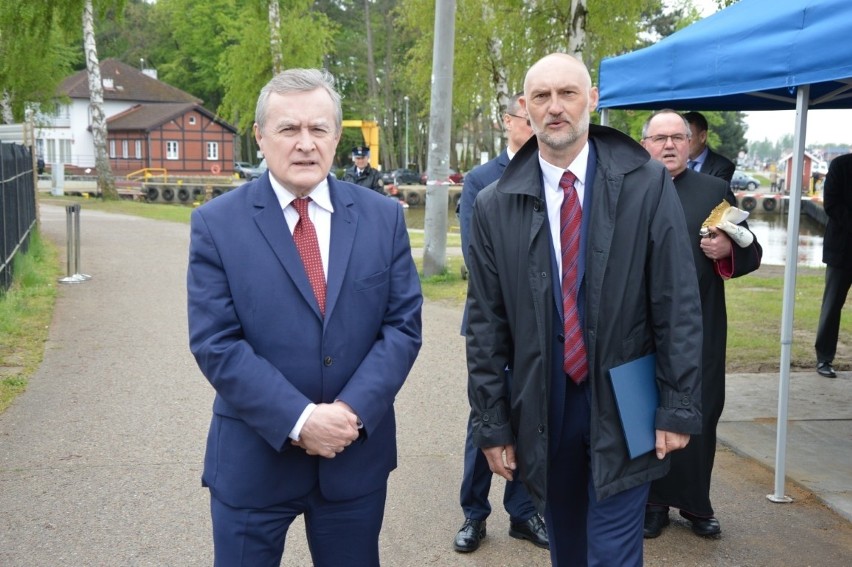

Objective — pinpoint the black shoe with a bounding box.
[643,509,670,539]
[453,518,486,553]
[817,362,837,378]
[509,514,549,549]
[679,510,721,537]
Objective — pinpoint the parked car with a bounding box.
[250,158,267,180]
[730,170,760,191]
[382,168,423,186]
[234,161,261,179]
[419,169,464,184]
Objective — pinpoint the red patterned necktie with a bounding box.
[291,197,326,316]
[559,170,588,384]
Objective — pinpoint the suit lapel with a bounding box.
[251,179,324,319]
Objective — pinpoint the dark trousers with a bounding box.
[545,380,648,567]
[460,411,538,523]
[210,484,387,567]
[815,263,852,363]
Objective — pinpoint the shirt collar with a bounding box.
[269,175,334,214]
[538,141,590,194]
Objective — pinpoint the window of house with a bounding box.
[189,115,196,125]
[122,140,129,159]
[59,139,71,163]
[135,140,142,159]
[206,142,219,160]
[166,141,179,160]
[109,140,116,158]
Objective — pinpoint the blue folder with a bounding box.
[608,353,659,459]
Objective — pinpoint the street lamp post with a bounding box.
[403,96,410,168]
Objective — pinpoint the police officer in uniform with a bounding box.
[343,145,384,194]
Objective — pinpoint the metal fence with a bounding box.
[0,142,37,293]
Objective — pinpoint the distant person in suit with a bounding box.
[684,111,736,183]
[342,145,385,194]
[453,92,547,553]
[815,153,852,378]
[465,53,703,567]
[187,68,423,567]
[641,109,762,539]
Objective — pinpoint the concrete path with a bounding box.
[0,203,850,566]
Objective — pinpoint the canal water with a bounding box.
[403,206,826,268]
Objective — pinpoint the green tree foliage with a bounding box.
[0,3,79,121]
[152,0,238,112]
[710,111,747,161]
[219,0,336,133]
[397,0,667,171]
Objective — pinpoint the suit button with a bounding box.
[482,413,490,423]
[557,334,565,342]
[681,395,691,406]
[538,424,545,433]
[324,356,333,366]
[541,272,547,278]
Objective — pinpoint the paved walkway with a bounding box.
[0,203,850,566]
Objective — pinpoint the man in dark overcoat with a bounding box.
[465,53,703,566]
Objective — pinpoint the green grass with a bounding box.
[0,230,60,413]
[408,231,461,249]
[41,195,194,223]
[725,268,849,373]
[415,255,468,304]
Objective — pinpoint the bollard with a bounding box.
[57,204,92,284]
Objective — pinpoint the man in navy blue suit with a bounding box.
[453,92,548,553]
[187,68,422,567]
[683,111,736,183]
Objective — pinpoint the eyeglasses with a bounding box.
[506,113,531,126]
[642,133,689,145]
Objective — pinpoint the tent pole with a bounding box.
[600,108,609,126]
[767,84,809,504]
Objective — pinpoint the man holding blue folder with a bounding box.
[465,53,703,567]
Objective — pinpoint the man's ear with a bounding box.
[589,86,600,112]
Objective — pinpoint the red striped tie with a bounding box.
[292,198,326,316]
[559,170,588,384]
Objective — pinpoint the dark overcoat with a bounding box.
[465,124,704,512]
[649,169,762,515]
[823,153,852,269]
[701,147,736,183]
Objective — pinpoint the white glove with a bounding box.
[716,220,754,248]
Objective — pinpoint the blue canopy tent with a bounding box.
[597,0,852,504]
[598,0,852,112]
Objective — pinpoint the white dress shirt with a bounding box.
[268,175,336,441]
[538,142,590,277]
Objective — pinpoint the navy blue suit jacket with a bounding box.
[459,150,511,334]
[460,149,511,267]
[188,174,422,509]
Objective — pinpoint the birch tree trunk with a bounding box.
[568,0,588,57]
[483,3,509,117]
[268,0,283,75]
[1,91,14,124]
[83,0,117,200]
[363,0,378,118]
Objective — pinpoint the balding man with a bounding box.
[464,53,703,566]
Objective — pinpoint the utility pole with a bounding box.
[422,0,455,277]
